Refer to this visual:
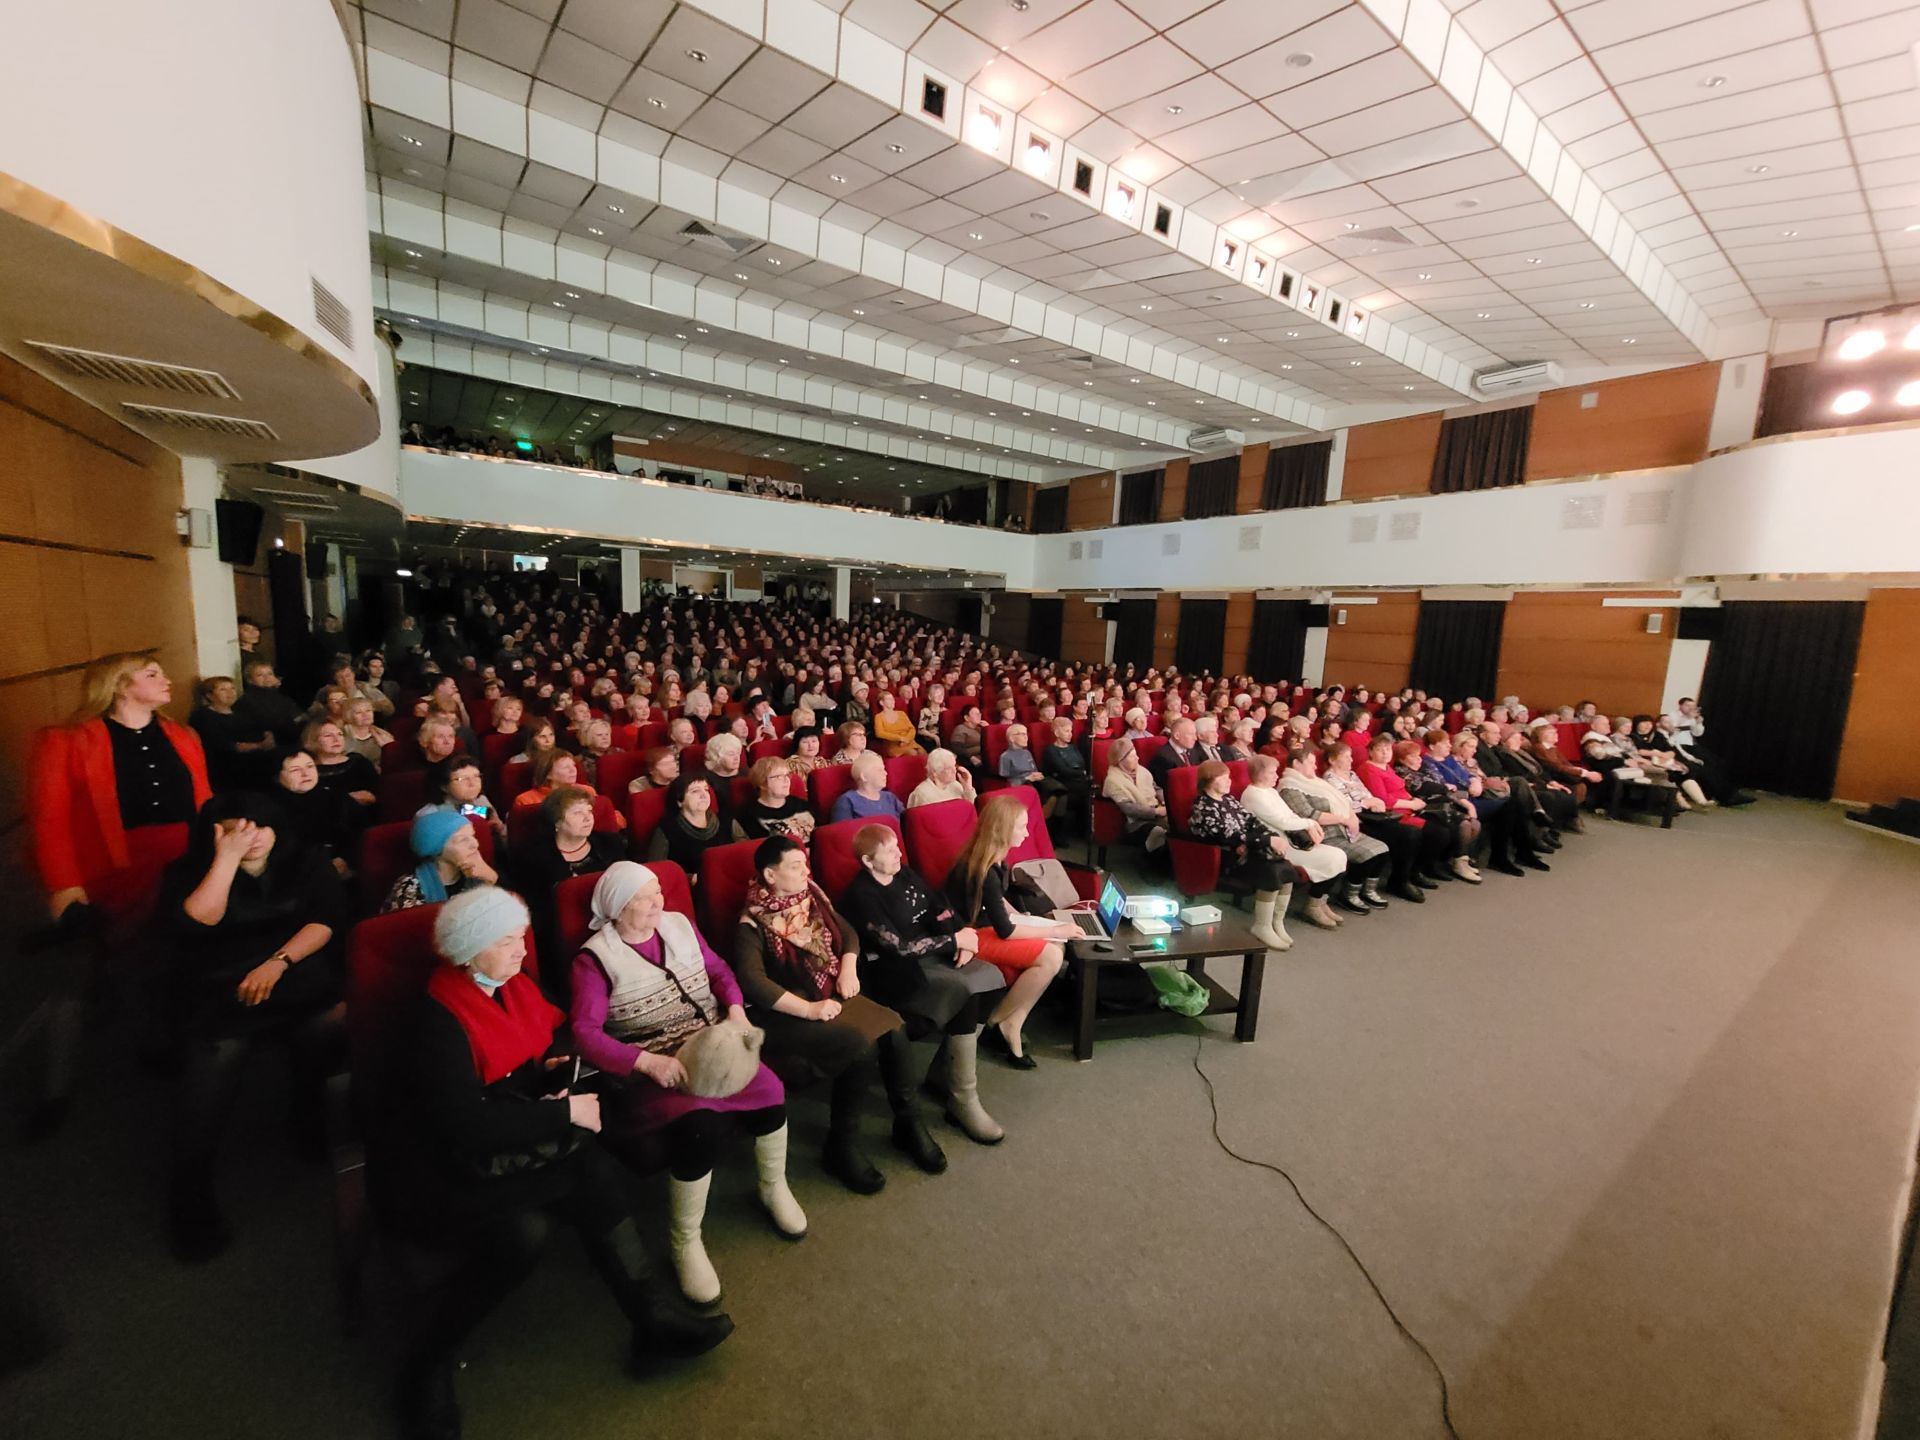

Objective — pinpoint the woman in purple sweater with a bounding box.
[570,862,801,1306]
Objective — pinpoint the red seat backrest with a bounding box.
[497,759,534,806]
[611,722,640,750]
[1557,721,1592,765]
[749,737,792,764]
[1091,737,1113,785]
[998,785,1055,866]
[378,768,429,823]
[1166,765,1202,835]
[809,763,856,821]
[729,775,755,814]
[597,749,648,798]
[680,742,706,773]
[698,838,761,944]
[505,787,617,852]
[903,797,976,892]
[552,859,696,964]
[810,813,902,905]
[634,721,669,751]
[884,752,927,799]
[358,815,495,913]
[481,731,520,784]
[627,786,671,855]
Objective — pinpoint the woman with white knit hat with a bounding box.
[570,862,802,1306]
[388,885,732,1440]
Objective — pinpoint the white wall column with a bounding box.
[619,546,644,614]
[1325,430,1349,502]
[1661,638,1711,715]
[1300,626,1329,687]
[180,456,239,682]
[1707,354,1766,452]
[831,565,851,621]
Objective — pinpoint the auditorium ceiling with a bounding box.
[347,0,1920,477]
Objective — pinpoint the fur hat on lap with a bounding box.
[678,1020,765,1098]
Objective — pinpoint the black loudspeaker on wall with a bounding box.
[305,541,332,579]
[1676,608,1723,642]
[214,498,265,566]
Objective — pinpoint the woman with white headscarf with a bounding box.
[569,862,798,1306]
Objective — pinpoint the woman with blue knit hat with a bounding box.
[382,886,733,1440]
[380,807,497,912]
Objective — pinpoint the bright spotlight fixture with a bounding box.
[1838,330,1887,360]
[1832,390,1871,415]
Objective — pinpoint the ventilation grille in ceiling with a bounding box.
[1161,533,1182,556]
[1389,511,1421,542]
[1560,496,1606,531]
[123,403,280,442]
[1626,491,1672,526]
[311,277,353,351]
[1349,514,1380,544]
[1239,525,1262,551]
[677,220,763,257]
[22,341,241,398]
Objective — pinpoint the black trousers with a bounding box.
[661,1104,786,1182]
[1358,814,1445,885]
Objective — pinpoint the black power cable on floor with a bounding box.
[1192,1036,1463,1440]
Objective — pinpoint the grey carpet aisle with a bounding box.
[5,800,1918,1440]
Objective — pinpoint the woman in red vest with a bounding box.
[25,652,211,1136]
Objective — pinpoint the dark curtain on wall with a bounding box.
[1246,600,1310,686]
[1408,600,1504,702]
[944,486,989,524]
[1025,597,1064,660]
[1431,407,1533,494]
[1184,456,1239,519]
[1698,601,1865,799]
[1174,599,1228,676]
[1112,599,1156,672]
[1118,468,1163,526]
[1262,441,1332,510]
[1031,485,1069,534]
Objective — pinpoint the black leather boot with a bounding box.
[823,1060,886,1194]
[587,1219,735,1368]
[878,1031,946,1174]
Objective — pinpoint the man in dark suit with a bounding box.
[1148,717,1200,792]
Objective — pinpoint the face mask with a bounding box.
[470,971,508,993]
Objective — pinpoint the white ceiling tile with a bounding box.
[1490,16,1584,83]
[559,0,674,59]
[1217,9,1399,99]
[453,0,551,69]
[535,31,636,104]
[1017,0,1156,81]
[1264,50,1434,130]
[1108,73,1247,139]
[1589,0,1811,87]
[1637,76,1835,143]
[1165,0,1350,65]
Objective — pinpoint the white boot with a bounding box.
[754,1124,808,1239]
[1451,854,1482,883]
[668,1174,722,1305]
[1681,778,1711,806]
[943,1031,1005,1144]
[1250,888,1292,952]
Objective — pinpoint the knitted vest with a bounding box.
[583,910,716,1057]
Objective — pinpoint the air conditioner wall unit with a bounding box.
[1187,426,1245,451]
[1473,361,1565,396]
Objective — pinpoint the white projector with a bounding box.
[1179,905,1222,925]
[1121,894,1179,920]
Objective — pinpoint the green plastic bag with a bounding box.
[1146,964,1209,1017]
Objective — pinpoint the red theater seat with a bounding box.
[596,749,648,799]
[552,859,696,962]
[357,816,494,914]
[884,752,927,799]
[808,763,856,822]
[903,798,976,891]
[810,814,902,905]
[626,786,671,856]
[698,839,762,944]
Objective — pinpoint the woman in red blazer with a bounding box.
[30,652,212,929]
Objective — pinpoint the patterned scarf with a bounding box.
[744,879,840,1000]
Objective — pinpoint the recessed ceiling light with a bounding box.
[685,47,706,62]
[1195,400,1205,405]
[1349,360,1362,367]
[1416,272,1431,280]
[1702,74,1727,87]
[565,291,580,299]
[404,248,422,258]
[1216,336,1230,343]
[852,308,865,315]
[536,347,548,354]
[588,226,605,236]
[829,173,848,184]
[401,134,423,147]
[647,97,667,109]
[1129,377,1140,383]
[1622,337,1637,344]
[675,333,687,340]
[1476,311,1491,319]
[1030,210,1050,222]
[1578,301,1596,309]
[552,300,566,308]
[1286,330,1299,338]
[1457,198,1480,209]
[1782,229,1798,236]
[1010,358,1020,364]
[403,167,421,177]
[695,326,708,333]
[607,203,626,214]
[1343,222,1359,230]
[1526,256,1541,264]
[1147,400,1156,406]
[1749,164,1771,174]
[768,257,783,265]
[1166,104,1184,115]
[969,231,984,240]
[1285,51,1313,68]
[1009,0,1030,11]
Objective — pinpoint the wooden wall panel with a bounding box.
[1323,592,1419,690]
[1059,596,1108,664]
[1152,593,1181,669]
[1157,457,1191,523]
[1493,592,1677,716]
[1524,362,1720,481]
[988,591,1030,653]
[1833,588,1920,806]
[1223,593,1254,675]
[1066,471,1115,530]
[1236,443,1269,514]
[1342,414,1441,501]
[0,352,193,838]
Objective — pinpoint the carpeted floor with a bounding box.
[5,799,1919,1440]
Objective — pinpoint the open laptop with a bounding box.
[1056,875,1128,939]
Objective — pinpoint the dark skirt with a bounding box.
[751,995,901,1089]
[864,953,1005,1033]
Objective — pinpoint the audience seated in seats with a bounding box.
[568,862,796,1304]
[513,786,625,979]
[1149,717,1201,792]
[192,676,276,791]
[870,692,920,758]
[1355,735,1467,889]
[629,745,681,795]
[1276,747,1392,914]
[306,720,379,827]
[908,748,976,809]
[1390,739,1483,883]
[420,754,508,847]
[701,734,746,824]
[378,887,732,1439]
[1436,732,1550,875]
[942,794,1074,1070]
[1238,754,1350,928]
[840,824,1006,1145]
[1185,760,1307,951]
[1320,741,1439,903]
[275,749,358,875]
[1039,717,1092,836]
[575,718,617,791]
[1102,738,1168,851]
[1467,725,1565,855]
[342,698,393,771]
[830,722,869,768]
[160,791,346,1262]
[1647,715,1749,805]
[1525,719,1599,818]
[507,717,558,773]
[1579,715,1650,811]
[237,661,308,751]
[996,722,1050,801]
[383,808,499,912]
[733,835,945,1193]
[738,757,816,841]
[830,752,905,825]
[513,749,591,814]
[784,728,826,781]
[644,772,743,884]
[914,685,947,752]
